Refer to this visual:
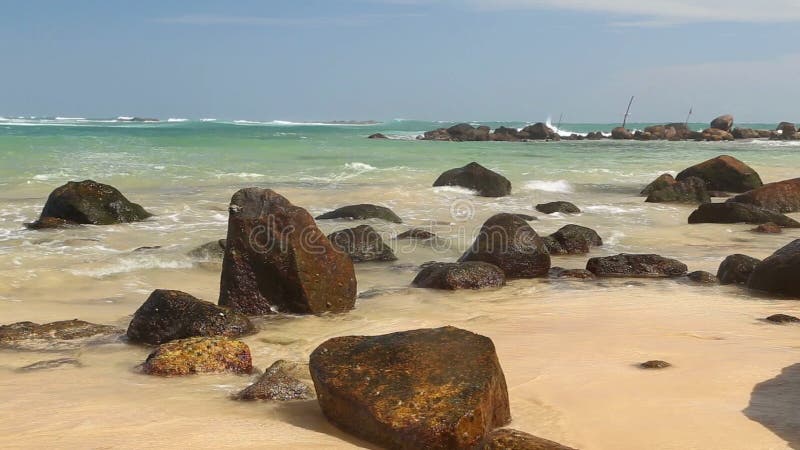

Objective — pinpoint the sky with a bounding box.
[1,0,799,123]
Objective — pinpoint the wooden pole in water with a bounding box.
[556,113,564,132]
[684,107,693,127]
[622,96,635,129]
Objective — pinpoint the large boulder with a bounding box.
[433,162,512,197]
[421,128,451,141]
[543,224,602,255]
[316,204,402,223]
[491,126,522,142]
[0,319,122,352]
[611,127,633,140]
[26,180,151,228]
[696,128,734,142]
[126,289,254,345]
[459,213,550,278]
[327,225,397,263]
[717,254,761,285]
[645,176,710,204]
[448,123,490,142]
[732,128,762,139]
[777,122,798,139]
[586,254,687,278]
[141,336,253,376]
[412,262,506,290]
[218,188,357,315]
[641,174,676,196]
[747,240,800,297]
[687,202,800,227]
[521,123,559,140]
[309,326,511,449]
[726,178,800,213]
[234,360,315,401]
[665,123,692,140]
[480,429,576,450]
[535,201,580,214]
[710,114,734,131]
[676,155,762,193]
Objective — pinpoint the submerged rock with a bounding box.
[687,202,800,227]
[752,223,783,234]
[747,239,800,297]
[535,201,580,214]
[327,225,397,262]
[433,162,512,197]
[586,254,688,278]
[543,224,603,255]
[549,267,597,280]
[640,360,672,369]
[141,336,253,376]
[766,314,800,324]
[126,290,254,345]
[234,360,315,401]
[368,133,388,139]
[412,262,506,290]
[316,204,402,223]
[26,180,152,228]
[717,254,761,285]
[726,178,800,213]
[17,358,82,372]
[459,213,550,278]
[480,429,576,450]
[24,217,80,230]
[309,326,511,449]
[0,319,122,352]
[645,176,710,204]
[676,155,762,193]
[187,239,227,259]
[641,174,677,196]
[397,228,437,240]
[218,188,357,315]
[687,271,718,284]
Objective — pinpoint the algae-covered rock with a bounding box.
[234,360,315,401]
[141,336,253,376]
[0,319,123,351]
[480,428,577,450]
[27,180,152,227]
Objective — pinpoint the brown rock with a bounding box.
[433,162,512,197]
[368,133,388,139]
[611,127,633,140]
[397,229,437,240]
[752,223,783,234]
[480,428,576,450]
[586,254,687,278]
[543,224,602,255]
[142,336,253,376]
[717,254,761,285]
[26,180,151,227]
[234,360,315,401]
[641,174,676,196]
[645,176,710,204]
[412,262,506,290]
[328,225,397,262]
[676,155,763,193]
[747,239,800,297]
[0,319,123,352]
[710,114,734,131]
[727,178,800,213]
[688,202,800,227]
[640,360,671,369]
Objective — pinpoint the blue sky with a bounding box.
[1,0,798,122]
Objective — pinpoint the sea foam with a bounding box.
[524,180,574,193]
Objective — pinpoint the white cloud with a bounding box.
[468,0,800,24]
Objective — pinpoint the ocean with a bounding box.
[1,117,799,449]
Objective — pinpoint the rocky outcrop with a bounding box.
[687,271,718,284]
[535,201,580,214]
[586,131,605,140]
[776,122,798,140]
[752,223,782,234]
[433,162,512,197]
[459,213,550,278]
[732,128,763,139]
[710,114,734,131]
[328,225,397,262]
[479,429,576,450]
[726,178,800,213]
[695,128,734,141]
[645,176,710,204]
[687,202,800,227]
[187,239,227,259]
[586,254,687,278]
[521,123,559,140]
[368,133,388,139]
[0,319,122,352]
[421,123,490,142]
[717,254,761,285]
[126,290,254,345]
[234,360,315,401]
[491,126,522,142]
[218,188,357,315]
[676,155,762,193]
[316,204,402,223]
[766,314,800,324]
[309,326,511,449]
[26,180,151,228]
[747,239,800,297]
[397,229,437,240]
[141,336,253,376]
[611,127,633,140]
[412,262,506,290]
[543,224,602,255]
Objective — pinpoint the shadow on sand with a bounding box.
[273,399,382,450]
[744,363,800,449]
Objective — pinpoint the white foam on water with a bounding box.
[167,118,189,123]
[584,205,644,215]
[214,172,266,179]
[200,118,217,122]
[68,255,195,278]
[546,117,585,137]
[344,162,377,171]
[432,186,479,195]
[524,180,574,193]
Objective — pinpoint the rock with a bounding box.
[397,229,436,240]
[646,176,711,204]
[717,254,761,285]
[708,191,732,198]
[412,262,506,290]
[544,224,602,255]
[433,162,512,197]
[548,267,596,280]
[641,174,676,196]
[479,429,576,450]
[0,319,123,352]
[309,326,511,449]
[777,122,798,139]
[698,128,735,141]
[234,360,315,401]
[726,178,800,213]
[752,223,783,234]
[687,202,800,227]
[368,133,388,139]
[687,271,718,284]
[17,358,82,372]
[732,128,762,139]
[676,155,763,193]
[126,289,254,345]
[328,225,397,263]
[187,239,227,259]
[24,216,80,230]
[586,254,687,278]
[586,131,605,140]
[766,314,800,324]
[611,127,633,140]
[141,336,253,376]
[640,360,671,369]
[535,201,580,214]
[27,180,151,228]
[459,213,550,278]
[666,123,693,139]
[747,239,800,297]
[447,123,491,142]
[422,128,451,141]
[710,114,734,131]
[218,188,357,315]
[316,204,402,223]
[492,127,522,142]
[521,123,559,140]
[515,214,538,221]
